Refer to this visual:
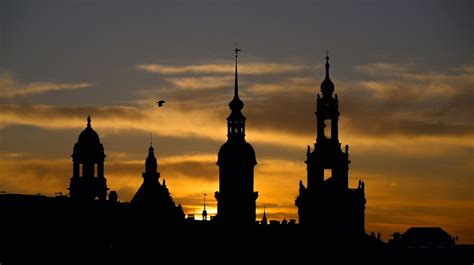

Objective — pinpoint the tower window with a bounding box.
[324,119,332,139]
[324,168,332,181]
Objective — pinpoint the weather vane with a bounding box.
[235,42,241,58]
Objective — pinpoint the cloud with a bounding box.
[248,77,318,94]
[0,72,93,98]
[0,104,147,130]
[137,62,311,75]
[165,76,233,90]
[354,62,411,76]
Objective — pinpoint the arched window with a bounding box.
[324,119,332,139]
[324,168,332,181]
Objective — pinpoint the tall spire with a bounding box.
[228,46,244,112]
[87,115,91,127]
[234,45,241,99]
[226,45,246,141]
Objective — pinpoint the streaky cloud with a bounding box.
[0,72,93,98]
[137,62,311,75]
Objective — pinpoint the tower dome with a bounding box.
[321,55,335,97]
[77,116,101,146]
[73,116,105,161]
[217,141,257,166]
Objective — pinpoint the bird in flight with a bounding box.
[156,100,165,107]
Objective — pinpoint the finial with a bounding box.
[150,133,153,146]
[234,41,241,58]
[87,115,91,127]
[325,50,330,77]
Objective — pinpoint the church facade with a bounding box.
[295,55,366,236]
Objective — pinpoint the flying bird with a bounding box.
[156,100,166,107]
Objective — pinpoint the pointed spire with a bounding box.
[149,133,154,152]
[234,45,241,99]
[87,115,91,128]
[228,45,244,111]
[261,206,268,225]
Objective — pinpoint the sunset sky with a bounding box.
[0,0,472,243]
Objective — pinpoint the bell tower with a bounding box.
[296,54,366,236]
[69,116,108,201]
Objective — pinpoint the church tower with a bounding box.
[215,47,258,224]
[69,116,108,201]
[131,140,184,222]
[295,54,366,236]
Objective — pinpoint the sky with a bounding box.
[0,0,473,243]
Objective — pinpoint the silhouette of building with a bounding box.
[130,142,184,222]
[295,55,366,236]
[68,116,109,201]
[389,227,455,248]
[215,48,258,224]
